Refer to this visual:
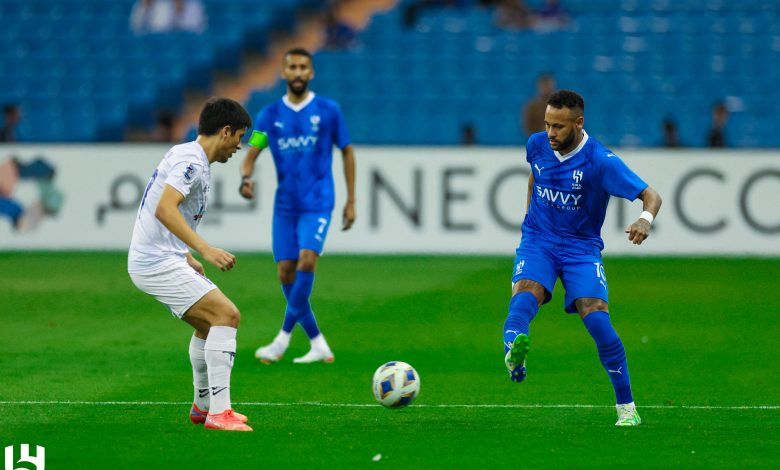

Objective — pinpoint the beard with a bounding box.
[551,130,576,151]
[288,79,309,96]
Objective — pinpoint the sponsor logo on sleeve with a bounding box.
[183,164,196,183]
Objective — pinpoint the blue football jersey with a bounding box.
[253,93,351,213]
[522,131,647,249]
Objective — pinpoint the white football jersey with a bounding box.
[128,141,211,274]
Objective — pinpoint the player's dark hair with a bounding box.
[547,90,585,115]
[197,97,251,136]
[284,47,313,63]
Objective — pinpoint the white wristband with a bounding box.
[639,211,654,224]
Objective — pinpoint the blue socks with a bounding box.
[281,283,295,333]
[583,311,633,404]
[287,270,321,339]
[503,292,539,353]
[503,296,634,404]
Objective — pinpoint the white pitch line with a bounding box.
[0,401,778,410]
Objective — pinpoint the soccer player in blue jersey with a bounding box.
[239,47,356,364]
[503,90,661,426]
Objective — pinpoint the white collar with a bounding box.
[192,140,210,166]
[283,91,315,112]
[553,130,589,162]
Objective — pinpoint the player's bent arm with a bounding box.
[341,144,356,230]
[155,184,236,271]
[239,146,262,199]
[625,186,662,245]
[637,186,662,218]
[526,173,535,213]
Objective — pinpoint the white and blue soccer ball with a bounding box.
[372,361,420,408]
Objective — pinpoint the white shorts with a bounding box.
[129,264,218,319]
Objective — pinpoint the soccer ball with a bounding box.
[372,361,420,408]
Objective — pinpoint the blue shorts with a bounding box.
[272,211,332,262]
[511,233,608,314]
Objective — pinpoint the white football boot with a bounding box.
[293,334,334,364]
[254,331,290,364]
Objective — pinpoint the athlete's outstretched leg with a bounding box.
[503,292,538,352]
[504,281,544,382]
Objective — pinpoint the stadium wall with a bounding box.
[0,145,778,256]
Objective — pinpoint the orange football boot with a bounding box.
[190,404,247,424]
[204,409,253,431]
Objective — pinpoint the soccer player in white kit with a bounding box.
[128,97,253,432]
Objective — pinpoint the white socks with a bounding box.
[311,333,331,353]
[204,326,237,414]
[274,330,292,348]
[188,335,210,411]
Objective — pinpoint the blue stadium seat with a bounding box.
[0,0,318,141]
[2,0,777,145]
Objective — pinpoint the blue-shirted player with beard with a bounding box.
[239,47,356,364]
[503,90,662,426]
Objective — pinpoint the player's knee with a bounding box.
[228,305,241,327]
[215,303,240,328]
[577,298,609,317]
[297,250,318,272]
[277,261,297,283]
[278,271,295,284]
[297,259,316,272]
[512,280,546,305]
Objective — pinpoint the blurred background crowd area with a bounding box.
[0,0,778,148]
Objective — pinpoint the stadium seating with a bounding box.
[247,0,779,147]
[0,0,323,142]
[1,0,777,147]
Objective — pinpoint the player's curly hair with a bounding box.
[197,97,252,136]
[547,90,585,115]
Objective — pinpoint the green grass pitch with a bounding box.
[1,252,779,468]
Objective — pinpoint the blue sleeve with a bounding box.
[599,151,647,201]
[253,107,271,133]
[331,102,351,149]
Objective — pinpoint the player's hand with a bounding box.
[342,201,355,231]
[239,178,255,200]
[202,246,237,271]
[625,219,651,245]
[186,255,205,275]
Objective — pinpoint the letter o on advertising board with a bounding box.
[740,169,780,234]
[674,168,726,233]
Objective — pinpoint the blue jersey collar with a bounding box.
[553,130,589,162]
